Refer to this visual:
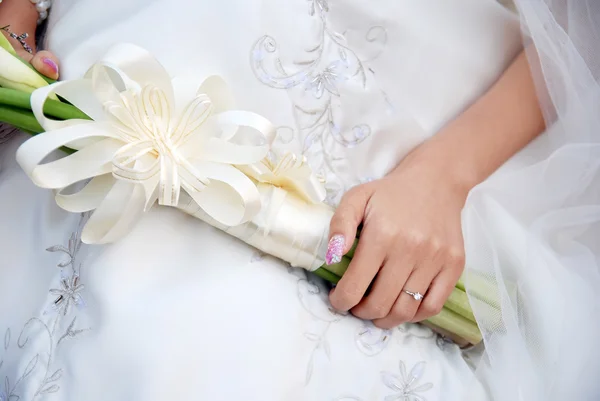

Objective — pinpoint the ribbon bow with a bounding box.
[238,152,326,204]
[17,44,276,244]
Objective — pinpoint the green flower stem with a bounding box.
[420,321,470,348]
[425,308,482,345]
[456,270,518,312]
[0,105,43,133]
[445,287,476,323]
[0,29,17,55]
[323,256,351,277]
[0,105,75,154]
[315,234,485,344]
[0,88,90,120]
[312,267,341,284]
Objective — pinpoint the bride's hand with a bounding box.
[17,48,60,80]
[326,143,469,329]
[326,50,546,328]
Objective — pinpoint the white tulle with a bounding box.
[463,0,600,399]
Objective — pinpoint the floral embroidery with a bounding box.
[355,323,392,356]
[250,0,388,204]
[294,274,344,385]
[397,324,436,340]
[0,213,90,400]
[289,267,446,391]
[306,61,346,99]
[435,336,456,351]
[304,324,333,385]
[381,361,434,401]
[333,360,434,401]
[48,274,85,316]
[308,0,329,17]
[299,284,334,386]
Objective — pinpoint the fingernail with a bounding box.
[42,57,59,75]
[326,234,345,265]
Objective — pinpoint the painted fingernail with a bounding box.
[42,57,59,75]
[326,234,345,265]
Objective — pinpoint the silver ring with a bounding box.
[404,290,424,301]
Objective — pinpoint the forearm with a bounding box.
[408,49,545,194]
[0,0,39,51]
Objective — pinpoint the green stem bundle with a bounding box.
[313,237,485,345]
[0,88,88,155]
[0,88,90,133]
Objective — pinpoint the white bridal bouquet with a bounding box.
[1,42,489,345]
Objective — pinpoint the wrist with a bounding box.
[2,24,36,55]
[390,132,478,201]
[430,126,487,196]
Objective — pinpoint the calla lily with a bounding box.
[0,45,49,92]
[0,30,17,55]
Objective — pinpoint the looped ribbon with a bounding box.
[238,152,326,205]
[173,151,331,270]
[16,44,276,244]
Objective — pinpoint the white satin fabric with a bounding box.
[2,0,590,400]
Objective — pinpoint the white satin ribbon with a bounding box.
[182,152,332,271]
[238,152,327,204]
[178,185,334,271]
[17,44,276,244]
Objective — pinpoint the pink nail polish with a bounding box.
[326,234,345,265]
[42,58,59,75]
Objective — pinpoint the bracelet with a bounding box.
[30,0,53,24]
[1,25,33,53]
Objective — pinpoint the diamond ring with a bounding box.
[404,290,424,301]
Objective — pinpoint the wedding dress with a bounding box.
[1,0,599,400]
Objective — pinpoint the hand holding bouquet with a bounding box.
[314,142,479,342]
[0,43,487,346]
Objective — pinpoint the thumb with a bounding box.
[326,184,373,265]
[30,50,59,80]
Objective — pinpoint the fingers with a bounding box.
[372,266,436,329]
[411,266,462,323]
[350,254,414,320]
[411,246,464,322]
[329,223,386,312]
[16,50,34,63]
[30,50,59,80]
[326,185,373,265]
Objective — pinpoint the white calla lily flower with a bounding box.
[0,46,49,92]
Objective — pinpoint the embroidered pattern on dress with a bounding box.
[354,323,393,356]
[333,360,434,401]
[381,361,434,401]
[250,0,388,204]
[0,214,90,400]
[288,265,446,391]
[293,271,344,385]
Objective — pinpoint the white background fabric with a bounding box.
[0,0,597,400]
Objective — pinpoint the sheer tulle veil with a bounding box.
[463,1,600,399]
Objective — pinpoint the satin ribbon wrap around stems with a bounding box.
[178,184,334,271]
[16,44,276,244]
[179,152,332,270]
